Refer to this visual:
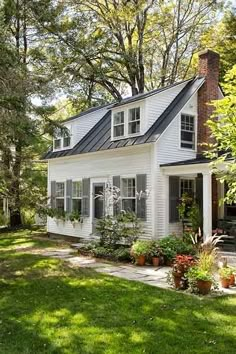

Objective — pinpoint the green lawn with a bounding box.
[0,230,235,354]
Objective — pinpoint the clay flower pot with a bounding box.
[152,257,160,267]
[173,274,182,289]
[221,278,231,288]
[197,280,212,295]
[136,255,145,266]
[229,274,235,286]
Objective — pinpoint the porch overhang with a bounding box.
[160,157,213,240]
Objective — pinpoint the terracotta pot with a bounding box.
[221,278,231,288]
[229,274,235,286]
[173,274,182,289]
[136,255,145,266]
[197,280,212,295]
[152,257,160,267]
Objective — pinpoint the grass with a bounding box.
[0,229,235,354]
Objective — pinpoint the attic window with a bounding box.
[113,111,124,138]
[54,138,61,150]
[128,107,140,134]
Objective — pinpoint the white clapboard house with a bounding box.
[43,50,236,249]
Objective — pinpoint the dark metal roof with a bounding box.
[111,78,194,108]
[62,103,113,123]
[160,156,211,168]
[43,76,204,160]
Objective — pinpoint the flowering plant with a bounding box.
[172,255,195,275]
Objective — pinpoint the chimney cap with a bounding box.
[198,49,219,58]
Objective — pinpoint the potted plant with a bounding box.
[149,241,161,267]
[229,268,235,286]
[172,255,195,289]
[219,267,232,288]
[187,267,213,295]
[130,240,151,266]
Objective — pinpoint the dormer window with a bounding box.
[128,107,140,134]
[63,135,71,148]
[54,138,61,150]
[113,111,125,138]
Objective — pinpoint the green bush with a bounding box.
[113,247,131,262]
[159,235,195,261]
[96,212,141,248]
[130,240,152,257]
[0,212,9,226]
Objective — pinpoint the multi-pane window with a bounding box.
[72,181,82,214]
[181,114,195,149]
[128,107,140,134]
[54,138,61,150]
[180,179,194,197]
[113,111,125,137]
[55,182,65,210]
[121,178,136,212]
[63,135,71,148]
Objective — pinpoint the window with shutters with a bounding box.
[113,111,125,138]
[55,182,65,211]
[121,178,136,213]
[72,181,82,214]
[180,114,195,149]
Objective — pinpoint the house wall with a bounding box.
[54,107,109,152]
[155,93,198,237]
[146,81,188,129]
[47,145,152,240]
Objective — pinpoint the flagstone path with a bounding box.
[29,246,236,296]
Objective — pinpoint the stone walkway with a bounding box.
[30,246,236,296]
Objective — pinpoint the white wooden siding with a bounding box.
[146,81,188,129]
[48,145,152,239]
[155,93,198,237]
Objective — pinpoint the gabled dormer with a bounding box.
[111,100,146,140]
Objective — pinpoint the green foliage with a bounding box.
[219,267,233,280]
[206,65,236,204]
[0,212,9,226]
[130,240,152,257]
[39,207,82,223]
[187,267,214,282]
[96,212,141,248]
[187,202,202,233]
[159,235,195,261]
[149,241,162,258]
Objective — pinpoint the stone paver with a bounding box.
[30,246,236,295]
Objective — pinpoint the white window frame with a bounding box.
[72,180,82,214]
[55,182,65,211]
[113,111,125,138]
[121,177,136,213]
[128,107,141,135]
[180,114,196,150]
[111,102,144,140]
[180,178,195,198]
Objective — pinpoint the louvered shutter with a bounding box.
[113,176,121,216]
[169,176,180,222]
[82,178,90,216]
[66,180,72,213]
[136,174,147,220]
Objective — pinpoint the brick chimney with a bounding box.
[197,49,220,154]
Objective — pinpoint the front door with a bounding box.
[92,183,105,233]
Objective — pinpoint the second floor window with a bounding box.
[113,111,125,137]
[181,114,195,149]
[63,135,71,148]
[128,107,140,134]
[54,138,61,150]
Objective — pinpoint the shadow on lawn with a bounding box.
[0,251,236,354]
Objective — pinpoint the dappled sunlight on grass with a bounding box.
[0,229,235,353]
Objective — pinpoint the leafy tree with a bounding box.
[32,0,221,99]
[201,9,236,81]
[206,65,236,204]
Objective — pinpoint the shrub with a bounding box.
[130,240,151,257]
[96,212,141,248]
[113,247,131,262]
[159,235,195,261]
[149,241,162,257]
